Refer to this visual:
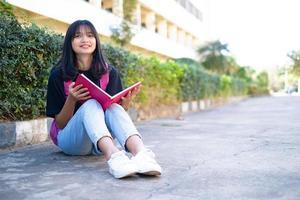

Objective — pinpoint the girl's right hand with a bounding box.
[68,82,91,102]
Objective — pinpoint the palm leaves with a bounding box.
[197,40,236,74]
[197,40,229,59]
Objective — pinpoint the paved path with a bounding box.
[1,96,300,200]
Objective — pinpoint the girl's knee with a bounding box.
[105,103,125,117]
[82,99,104,111]
[83,99,98,107]
[108,103,124,111]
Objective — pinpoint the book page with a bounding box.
[111,82,141,104]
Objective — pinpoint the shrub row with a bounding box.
[176,58,248,100]
[0,12,63,121]
[0,11,249,121]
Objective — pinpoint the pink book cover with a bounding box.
[75,74,141,110]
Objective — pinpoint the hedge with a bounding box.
[0,12,63,121]
[0,11,250,121]
[175,58,249,100]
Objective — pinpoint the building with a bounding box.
[7,0,209,60]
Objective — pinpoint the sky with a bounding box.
[199,0,300,71]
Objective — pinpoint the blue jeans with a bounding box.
[57,99,141,155]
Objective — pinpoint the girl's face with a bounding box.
[71,25,96,56]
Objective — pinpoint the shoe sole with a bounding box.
[138,170,161,176]
[109,169,137,179]
[116,172,137,179]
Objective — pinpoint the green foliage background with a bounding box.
[0,10,261,121]
[0,11,63,120]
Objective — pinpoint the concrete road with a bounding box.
[1,96,300,200]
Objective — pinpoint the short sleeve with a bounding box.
[46,68,65,118]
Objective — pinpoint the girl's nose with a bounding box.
[81,35,89,42]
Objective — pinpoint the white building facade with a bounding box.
[7,0,209,60]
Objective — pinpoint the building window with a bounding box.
[105,8,113,13]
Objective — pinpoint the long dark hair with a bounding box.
[58,20,109,80]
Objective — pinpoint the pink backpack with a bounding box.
[49,72,109,145]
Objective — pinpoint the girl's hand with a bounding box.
[68,82,91,103]
[121,85,141,110]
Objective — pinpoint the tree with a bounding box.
[225,56,240,75]
[197,40,230,74]
[110,21,134,47]
[256,71,269,93]
[111,0,137,47]
[235,66,255,83]
[197,40,229,58]
[287,50,300,75]
[0,0,13,13]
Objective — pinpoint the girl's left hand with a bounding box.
[121,85,141,110]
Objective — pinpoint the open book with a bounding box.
[75,74,141,110]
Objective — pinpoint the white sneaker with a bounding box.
[107,151,137,178]
[131,149,162,176]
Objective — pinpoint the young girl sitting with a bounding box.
[46,19,162,179]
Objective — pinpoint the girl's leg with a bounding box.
[57,99,116,156]
[57,99,137,178]
[104,103,142,154]
[125,135,145,156]
[97,136,119,160]
[105,103,162,175]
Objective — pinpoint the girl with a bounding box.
[46,20,161,179]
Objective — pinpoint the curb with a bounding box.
[0,118,52,149]
[0,96,247,149]
[180,96,247,113]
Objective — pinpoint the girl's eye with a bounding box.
[74,34,81,38]
[88,34,94,38]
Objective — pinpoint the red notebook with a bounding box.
[75,73,141,110]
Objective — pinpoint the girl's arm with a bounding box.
[55,82,90,129]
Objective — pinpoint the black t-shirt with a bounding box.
[46,66,123,118]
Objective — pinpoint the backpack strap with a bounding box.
[64,81,72,96]
[100,63,110,90]
[100,72,109,91]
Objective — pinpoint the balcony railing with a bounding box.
[174,0,202,21]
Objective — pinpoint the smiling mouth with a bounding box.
[80,45,91,48]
